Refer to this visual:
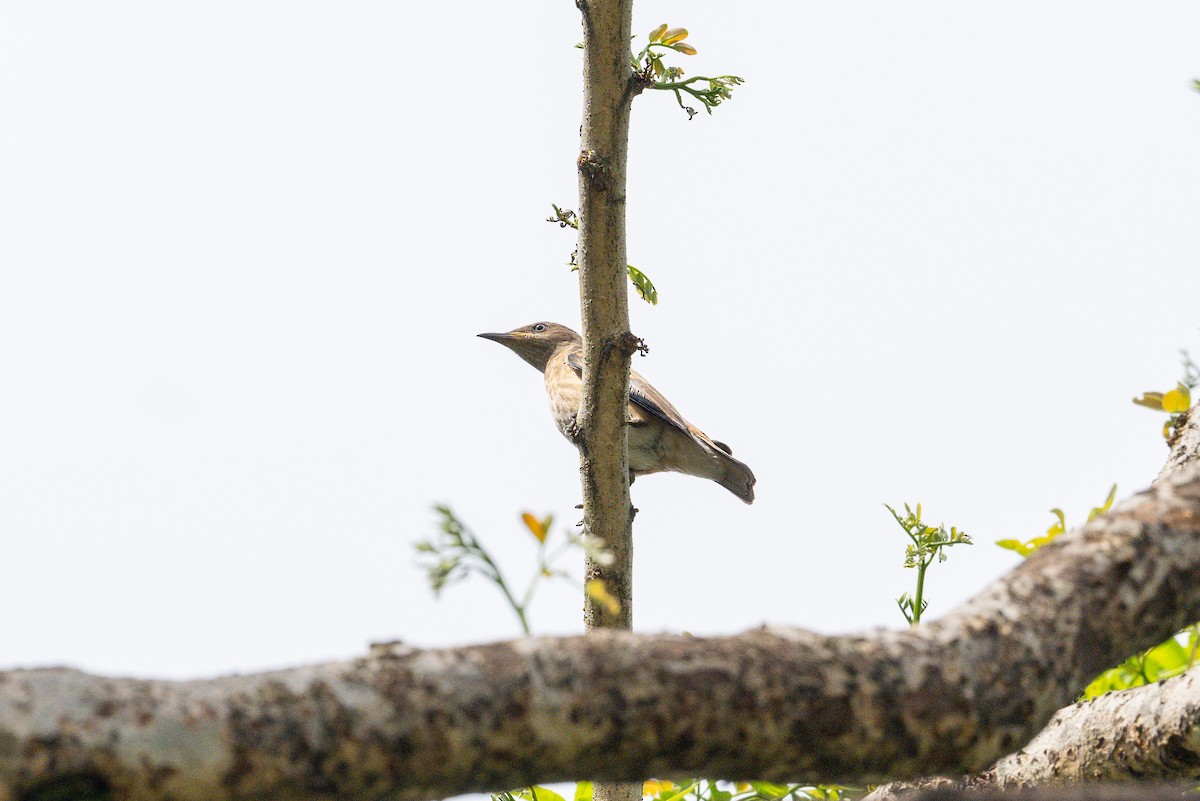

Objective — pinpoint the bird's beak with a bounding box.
[477,332,512,343]
[478,331,529,344]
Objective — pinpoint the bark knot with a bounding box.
[578,149,612,191]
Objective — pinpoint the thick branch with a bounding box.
[979,667,1200,786]
[869,662,1200,800]
[3,450,1199,799]
[576,0,638,634]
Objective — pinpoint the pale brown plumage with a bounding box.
[479,322,756,503]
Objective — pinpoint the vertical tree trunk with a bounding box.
[576,2,639,801]
[576,0,636,633]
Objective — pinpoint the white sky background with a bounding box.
[1,1,1198,680]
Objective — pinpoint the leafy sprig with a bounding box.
[887,503,972,625]
[995,484,1116,558]
[1132,349,1197,440]
[416,506,609,634]
[633,24,744,119]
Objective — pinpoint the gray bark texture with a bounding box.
[865,654,1200,799]
[575,0,639,636]
[575,2,639,801]
[980,667,1200,786]
[906,786,1198,800]
[1157,407,1198,485]
[1,409,1198,800]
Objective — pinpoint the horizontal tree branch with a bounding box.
[979,666,1200,786]
[2,413,1198,801]
[909,785,1199,801]
[870,663,1200,799]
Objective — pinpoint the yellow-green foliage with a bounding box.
[995,485,1115,557]
[1081,626,1199,700]
[1132,349,1198,439]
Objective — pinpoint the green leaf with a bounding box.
[1087,484,1118,522]
[520,788,568,801]
[574,782,594,801]
[627,264,659,305]
[1145,637,1189,671]
[1163,384,1191,413]
[749,782,791,800]
[995,539,1032,557]
[1132,391,1165,410]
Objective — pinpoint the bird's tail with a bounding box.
[715,450,756,504]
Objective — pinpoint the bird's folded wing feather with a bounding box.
[566,351,729,454]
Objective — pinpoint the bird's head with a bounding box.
[478,322,581,372]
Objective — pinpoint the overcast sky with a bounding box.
[2,1,1198,680]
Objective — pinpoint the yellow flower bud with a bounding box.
[649,23,668,42]
[662,27,688,44]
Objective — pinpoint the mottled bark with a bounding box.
[575,0,639,638]
[908,786,1198,800]
[866,665,1200,800]
[980,667,1200,786]
[1157,406,1198,485]
[2,437,1199,800]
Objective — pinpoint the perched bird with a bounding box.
[478,322,756,503]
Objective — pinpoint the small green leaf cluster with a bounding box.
[414,505,500,597]
[995,484,1116,557]
[637,779,858,801]
[627,264,659,305]
[886,502,972,625]
[1131,349,1196,440]
[631,23,743,118]
[548,204,659,305]
[495,785,588,801]
[416,506,602,635]
[492,780,858,801]
[634,25,697,79]
[1082,625,1200,699]
[547,204,579,230]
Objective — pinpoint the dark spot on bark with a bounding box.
[144,763,179,792]
[20,773,111,801]
[93,700,119,719]
[1163,733,1200,769]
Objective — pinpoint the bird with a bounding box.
[478,322,756,503]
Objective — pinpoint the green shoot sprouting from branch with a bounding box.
[887,502,972,626]
[996,484,1116,558]
[547,204,659,305]
[1131,349,1197,440]
[632,24,744,119]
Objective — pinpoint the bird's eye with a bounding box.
[533,324,547,333]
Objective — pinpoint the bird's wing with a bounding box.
[566,351,726,451]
